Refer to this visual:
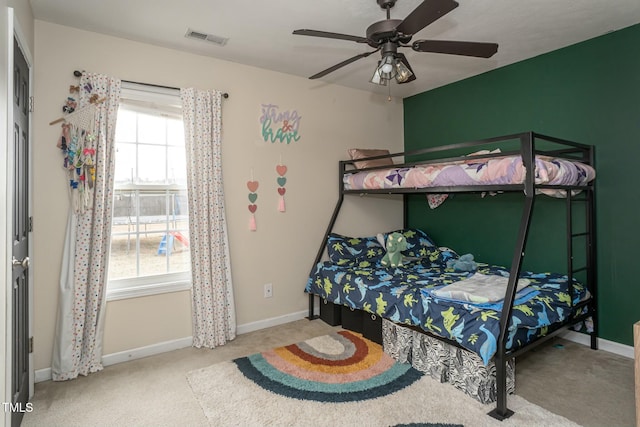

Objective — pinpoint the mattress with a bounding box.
[343,154,595,194]
[306,259,590,365]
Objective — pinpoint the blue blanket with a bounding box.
[305,260,588,365]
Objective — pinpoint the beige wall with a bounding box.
[9,0,33,51]
[32,21,404,371]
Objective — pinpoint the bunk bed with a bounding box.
[304,131,597,420]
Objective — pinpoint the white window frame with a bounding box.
[106,83,191,301]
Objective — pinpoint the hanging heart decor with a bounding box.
[247,180,259,193]
[276,163,287,213]
[247,176,259,231]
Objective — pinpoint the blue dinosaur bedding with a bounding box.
[305,256,589,365]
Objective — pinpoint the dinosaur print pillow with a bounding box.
[327,233,385,267]
[327,228,440,267]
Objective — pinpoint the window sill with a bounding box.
[106,280,191,301]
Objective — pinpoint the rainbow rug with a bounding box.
[187,330,579,427]
[234,329,422,402]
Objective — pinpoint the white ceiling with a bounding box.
[29,0,640,99]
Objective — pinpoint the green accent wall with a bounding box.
[403,24,640,346]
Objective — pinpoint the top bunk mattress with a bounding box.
[343,154,595,193]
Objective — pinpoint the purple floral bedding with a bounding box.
[343,155,595,194]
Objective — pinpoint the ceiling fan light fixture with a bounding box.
[370,54,397,85]
[394,59,413,83]
[371,53,412,85]
[379,54,396,75]
[369,65,388,86]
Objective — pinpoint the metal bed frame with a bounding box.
[305,131,597,420]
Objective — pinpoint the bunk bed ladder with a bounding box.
[566,187,598,350]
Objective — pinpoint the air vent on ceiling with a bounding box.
[185,28,228,46]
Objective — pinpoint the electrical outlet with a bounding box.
[264,283,273,298]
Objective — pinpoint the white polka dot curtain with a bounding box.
[181,88,236,348]
[52,73,121,381]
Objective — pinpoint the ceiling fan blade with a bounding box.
[396,53,416,84]
[309,50,379,79]
[412,39,498,58]
[395,0,459,36]
[293,29,368,43]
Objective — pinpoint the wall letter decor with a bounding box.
[259,103,302,143]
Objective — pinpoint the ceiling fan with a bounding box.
[293,0,498,85]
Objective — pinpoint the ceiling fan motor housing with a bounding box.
[380,41,398,56]
[366,19,406,47]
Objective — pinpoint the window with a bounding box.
[107,84,191,300]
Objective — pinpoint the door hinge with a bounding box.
[28,216,33,232]
[28,337,33,354]
[29,96,34,113]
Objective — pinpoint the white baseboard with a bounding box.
[34,368,52,384]
[101,336,193,367]
[35,309,317,383]
[559,330,634,359]
[236,310,309,335]
[35,336,193,383]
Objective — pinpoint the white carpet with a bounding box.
[187,335,581,427]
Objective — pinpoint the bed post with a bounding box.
[588,186,598,350]
[489,133,536,420]
[307,194,344,319]
[587,146,598,350]
[565,144,598,350]
[307,161,348,320]
[489,195,534,420]
[403,194,409,229]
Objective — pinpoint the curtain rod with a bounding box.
[73,70,229,98]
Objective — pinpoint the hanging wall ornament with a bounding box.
[276,161,287,213]
[52,76,100,214]
[247,172,259,231]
